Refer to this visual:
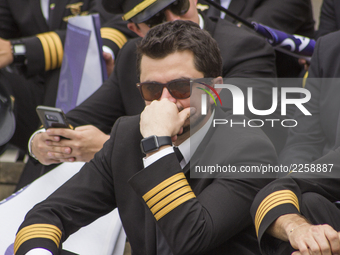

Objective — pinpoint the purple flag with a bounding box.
[252,22,315,58]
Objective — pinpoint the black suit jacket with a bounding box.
[279,30,340,166]
[15,107,278,254]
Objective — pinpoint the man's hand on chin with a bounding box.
[140,98,191,140]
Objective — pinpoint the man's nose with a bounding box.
[164,8,181,21]
[159,87,176,103]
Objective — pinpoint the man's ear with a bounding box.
[209,76,223,104]
[127,22,145,37]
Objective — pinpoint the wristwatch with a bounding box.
[140,135,172,154]
[11,40,26,64]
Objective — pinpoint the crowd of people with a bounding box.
[1,0,340,254]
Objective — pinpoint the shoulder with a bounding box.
[310,30,340,77]
[205,16,273,58]
[119,37,141,55]
[114,37,141,66]
[112,114,141,135]
[317,30,340,53]
[114,37,141,72]
[207,16,266,42]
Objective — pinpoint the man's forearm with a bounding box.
[267,213,309,241]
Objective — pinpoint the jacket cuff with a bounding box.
[255,196,300,254]
[101,27,127,57]
[14,224,62,255]
[23,32,63,76]
[128,154,195,221]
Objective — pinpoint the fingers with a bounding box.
[290,224,340,255]
[291,252,301,255]
[46,145,72,154]
[47,151,76,162]
[178,107,196,124]
[46,128,75,139]
[324,225,340,254]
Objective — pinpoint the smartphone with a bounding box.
[36,106,71,129]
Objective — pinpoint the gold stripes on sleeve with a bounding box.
[36,32,63,71]
[254,190,299,237]
[142,172,196,221]
[100,28,127,49]
[14,224,62,253]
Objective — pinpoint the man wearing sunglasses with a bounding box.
[15,20,277,255]
[18,0,281,189]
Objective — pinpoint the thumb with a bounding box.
[291,252,301,255]
[178,107,196,123]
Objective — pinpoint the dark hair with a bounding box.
[136,20,222,78]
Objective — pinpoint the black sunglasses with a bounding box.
[144,0,190,28]
[137,78,192,101]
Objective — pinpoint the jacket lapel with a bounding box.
[183,107,225,175]
[31,0,49,32]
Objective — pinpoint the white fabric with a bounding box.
[28,128,45,160]
[220,0,232,19]
[143,146,174,168]
[102,45,115,61]
[26,248,51,255]
[40,0,49,21]
[198,14,204,29]
[0,162,125,255]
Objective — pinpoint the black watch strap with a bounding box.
[157,136,172,146]
[140,135,172,154]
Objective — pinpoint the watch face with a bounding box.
[14,44,26,54]
[141,136,159,153]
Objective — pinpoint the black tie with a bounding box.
[174,147,183,163]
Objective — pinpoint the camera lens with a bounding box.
[45,114,58,121]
